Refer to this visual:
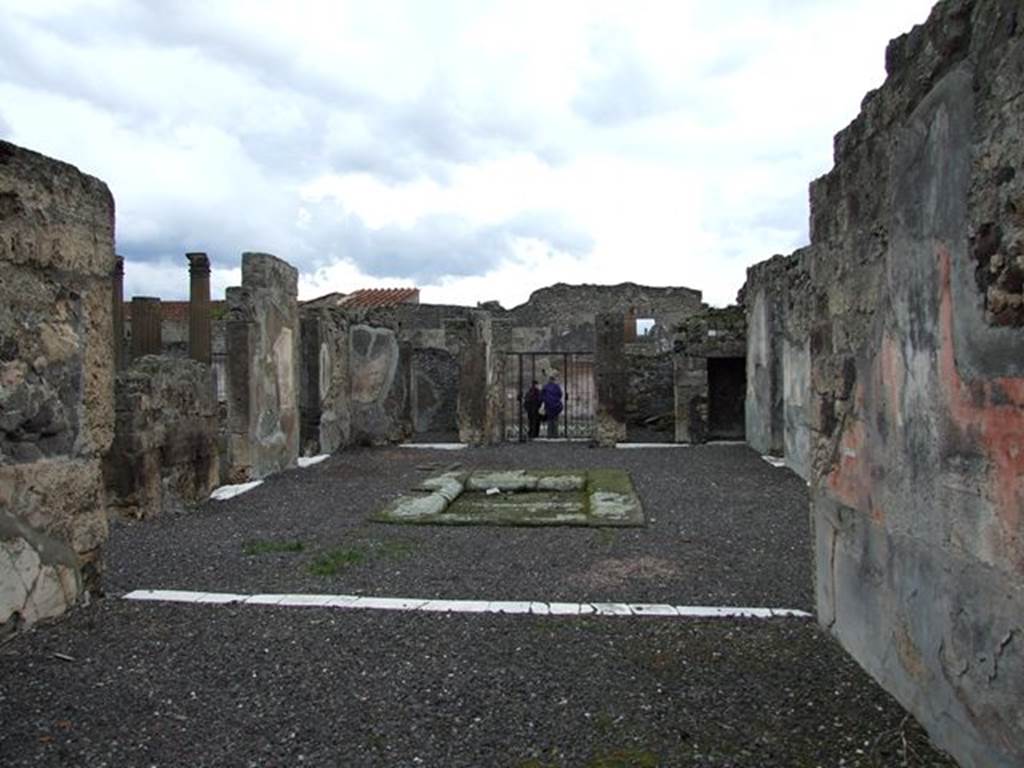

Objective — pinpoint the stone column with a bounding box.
[595,313,627,445]
[112,256,124,370]
[224,253,300,480]
[673,354,708,443]
[455,313,491,444]
[187,252,212,364]
[130,297,162,359]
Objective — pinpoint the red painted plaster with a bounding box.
[937,247,1024,565]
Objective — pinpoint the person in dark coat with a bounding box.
[523,380,542,438]
[541,375,563,437]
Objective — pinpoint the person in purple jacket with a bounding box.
[541,375,563,437]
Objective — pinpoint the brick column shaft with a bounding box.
[188,252,212,363]
[130,297,162,358]
[112,256,125,370]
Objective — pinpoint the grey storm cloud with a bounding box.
[300,204,595,283]
[116,195,594,288]
[1,2,553,187]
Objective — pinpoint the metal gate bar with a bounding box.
[501,351,595,442]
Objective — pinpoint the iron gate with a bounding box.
[500,352,595,441]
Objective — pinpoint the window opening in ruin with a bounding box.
[707,357,746,440]
[636,318,655,337]
[501,351,595,442]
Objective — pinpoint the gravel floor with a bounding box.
[0,444,958,767]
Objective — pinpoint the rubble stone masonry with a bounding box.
[0,141,115,631]
[104,356,219,520]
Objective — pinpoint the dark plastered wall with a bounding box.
[801,2,1024,765]
[411,348,459,437]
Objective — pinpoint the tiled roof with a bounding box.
[336,288,420,309]
[123,300,226,321]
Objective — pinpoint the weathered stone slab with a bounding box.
[375,469,643,527]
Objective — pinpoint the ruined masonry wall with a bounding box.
[744,252,813,478]
[625,352,675,440]
[0,141,115,630]
[225,253,300,480]
[103,357,219,519]
[800,1,1023,764]
[301,306,413,452]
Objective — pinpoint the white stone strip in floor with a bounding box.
[123,590,812,619]
[297,454,330,468]
[399,443,467,451]
[761,455,788,468]
[615,443,690,449]
[209,480,263,501]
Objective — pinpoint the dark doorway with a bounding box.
[500,352,595,441]
[708,357,746,439]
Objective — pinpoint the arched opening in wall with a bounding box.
[707,356,746,440]
[411,348,460,442]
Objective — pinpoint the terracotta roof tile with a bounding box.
[337,288,420,309]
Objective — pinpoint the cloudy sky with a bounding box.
[0,0,936,308]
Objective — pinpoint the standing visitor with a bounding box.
[541,375,563,437]
[523,380,542,439]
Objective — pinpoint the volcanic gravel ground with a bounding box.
[0,444,957,766]
[104,444,813,608]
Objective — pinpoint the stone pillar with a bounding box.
[299,311,324,454]
[112,256,124,371]
[130,297,162,359]
[187,252,211,364]
[674,354,708,443]
[595,313,627,445]
[224,253,300,480]
[455,312,492,444]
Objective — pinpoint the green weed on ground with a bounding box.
[307,537,417,576]
[308,547,366,576]
[516,748,660,768]
[242,539,304,556]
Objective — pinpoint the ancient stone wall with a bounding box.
[624,350,675,441]
[225,253,300,480]
[0,141,115,630]
[777,2,1023,764]
[411,348,459,436]
[744,253,813,476]
[349,314,412,446]
[481,283,704,355]
[454,311,500,444]
[300,306,414,451]
[504,282,703,337]
[594,314,627,445]
[104,356,219,519]
[673,305,747,443]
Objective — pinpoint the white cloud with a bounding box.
[0,0,937,306]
